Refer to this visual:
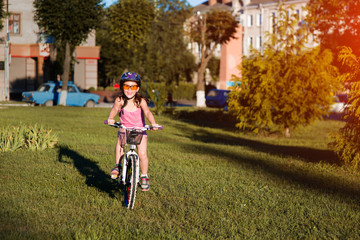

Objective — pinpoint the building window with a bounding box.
[256,14,262,26]
[247,15,253,27]
[248,36,253,48]
[9,13,21,34]
[256,36,262,49]
[240,14,245,26]
[271,12,276,33]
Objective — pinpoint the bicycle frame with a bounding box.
[121,136,140,186]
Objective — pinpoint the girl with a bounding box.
[107,72,159,191]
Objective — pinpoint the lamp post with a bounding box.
[4,0,9,101]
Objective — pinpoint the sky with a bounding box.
[103,0,205,8]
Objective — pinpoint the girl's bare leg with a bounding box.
[137,136,148,176]
[115,136,124,165]
[111,135,124,178]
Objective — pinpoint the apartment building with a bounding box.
[237,0,310,56]
[192,0,310,89]
[0,0,100,101]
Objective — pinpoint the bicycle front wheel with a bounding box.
[124,155,137,209]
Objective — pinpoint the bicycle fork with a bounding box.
[121,146,140,185]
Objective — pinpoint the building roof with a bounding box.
[249,0,307,6]
[250,0,278,4]
[193,1,231,14]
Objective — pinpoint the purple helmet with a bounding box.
[120,72,141,87]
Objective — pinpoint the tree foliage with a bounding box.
[98,0,155,83]
[0,0,4,31]
[306,0,360,61]
[97,0,195,86]
[143,0,195,84]
[330,46,360,170]
[228,5,340,136]
[109,0,155,49]
[34,0,102,47]
[33,0,102,104]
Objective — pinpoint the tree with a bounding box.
[143,0,195,84]
[0,0,5,31]
[306,0,360,66]
[108,0,155,75]
[228,5,340,137]
[97,0,195,86]
[187,10,238,107]
[33,0,102,105]
[330,46,360,170]
[96,0,155,84]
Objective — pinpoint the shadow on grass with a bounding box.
[166,108,340,165]
[57,145,120,198]
[165,108,347,131]
[164,108,237,131]
[178,139,360,204]
[164,108,360,203]
[176,124,340,165]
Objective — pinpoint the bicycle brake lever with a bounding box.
[104,120,121,128]
[150,125,163,130]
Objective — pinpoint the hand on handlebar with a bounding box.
[107,118,115,125]
[105,120,162,130]
[151,124,161,131]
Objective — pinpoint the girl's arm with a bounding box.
[140,98,158,127]
[107,97,122,124]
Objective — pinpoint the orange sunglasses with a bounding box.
[123,84,138,90]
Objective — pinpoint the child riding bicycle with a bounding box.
[107,72,159,191]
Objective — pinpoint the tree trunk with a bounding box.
[285,127,290,138]
[195,14,207,107]
[59,42,71,106]
[196,60,206,107]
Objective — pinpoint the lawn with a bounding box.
[1,106,359,239]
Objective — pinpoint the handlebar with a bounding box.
[104,120,163,130]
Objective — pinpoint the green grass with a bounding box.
[1,106,359,239]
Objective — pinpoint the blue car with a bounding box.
[22,81,100,107]
[205,89,230,110]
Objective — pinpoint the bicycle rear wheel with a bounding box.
[124,155,137,209]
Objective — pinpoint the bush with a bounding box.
[0,126,25,152]
[0,124,58,152]
[146,82,167,115]
[172,82,196,100]
[330,129,360,170]
[142,82,196,114]
[329,47,360,170]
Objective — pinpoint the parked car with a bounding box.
[330,94,349,113]
[205,89,230,110]
[22,81,100,107]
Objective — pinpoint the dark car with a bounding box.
[205,89,230,109]
[22,81,100,107]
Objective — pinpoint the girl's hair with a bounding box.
[118,89,149,109]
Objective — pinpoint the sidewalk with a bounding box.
[0,101,28,107]
[0,100,195,108]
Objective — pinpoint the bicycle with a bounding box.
[104,120,162,209]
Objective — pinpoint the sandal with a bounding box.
[140,176,150,191]
[110,164,121,179]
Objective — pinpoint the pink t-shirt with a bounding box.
[119,108,145,128]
